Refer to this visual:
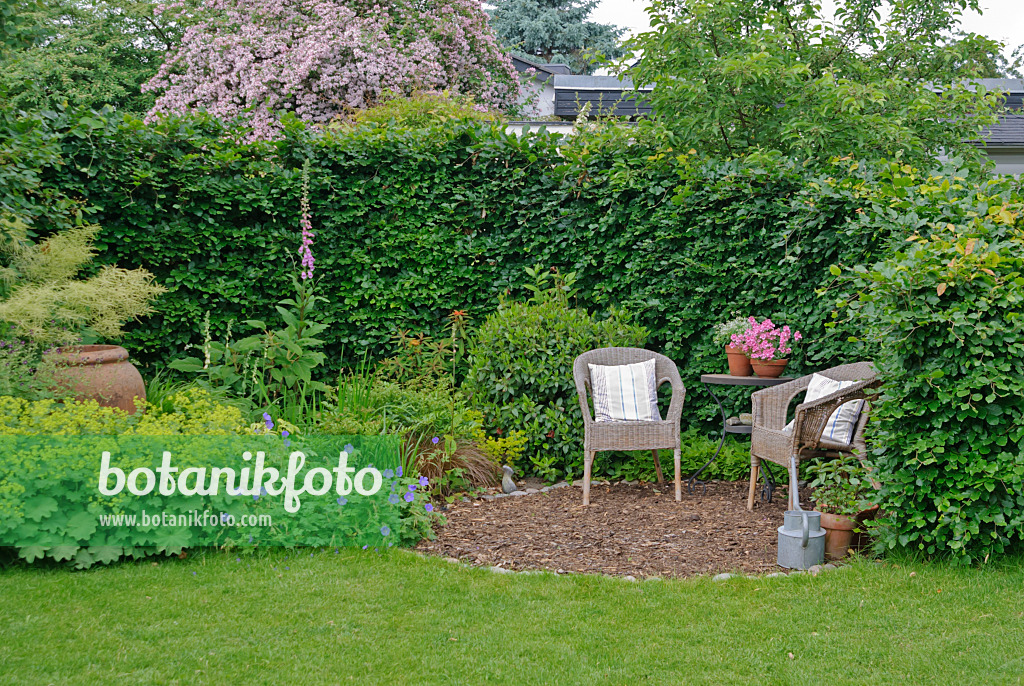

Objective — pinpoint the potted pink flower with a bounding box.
[729,317,802,378]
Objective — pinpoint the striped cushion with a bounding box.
[588,359,661,422]
[785,373,864,444]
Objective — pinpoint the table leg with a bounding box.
[687,382,727,495]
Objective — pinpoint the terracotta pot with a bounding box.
[751,358,789,378]
[821,505,879,561]
[45,345,146,415]
[725,346,753,376]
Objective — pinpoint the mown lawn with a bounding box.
[1,550,1022,685]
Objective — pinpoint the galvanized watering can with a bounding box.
[777,510,826,570]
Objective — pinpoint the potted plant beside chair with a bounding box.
[806,453,879,560]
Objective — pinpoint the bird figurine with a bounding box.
[501,465,518,494]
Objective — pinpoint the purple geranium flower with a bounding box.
[388,494,400,505]
[425,503,434,512]
[403,492,414,503]
[337,497,347,506]
[380,525,391,537]
[408,484,417,492]
[383,469,394,478]
[419,476,429,487]
[396,466,403,477]
[431,436,439,445]
[344,443,355,454]
[263,412,274,430]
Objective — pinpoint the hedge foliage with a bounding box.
[4,108,883,431]
[834,164,1024,563]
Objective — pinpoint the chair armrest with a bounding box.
[575,373,594,427]
[792,378,881,450]
[658,376,685,424]
[751,374,812,431]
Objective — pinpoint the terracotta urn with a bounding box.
[751,358,789,378]
[725,346,753,376]
[46,345,146,415]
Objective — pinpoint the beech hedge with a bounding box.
[4,108,886,426]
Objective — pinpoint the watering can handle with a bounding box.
[801,512,809,549]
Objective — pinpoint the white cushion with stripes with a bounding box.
[588,359,661,422]
[785,373,864,444]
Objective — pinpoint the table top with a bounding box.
[700,373,794,387]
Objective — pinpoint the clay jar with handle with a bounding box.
[45,345,146,415]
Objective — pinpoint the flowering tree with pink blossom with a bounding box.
[143,0,519,138]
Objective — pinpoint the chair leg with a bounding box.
[673,448,681,501]
[747,459,760,511]
[652,449,665,484]
[583,450,595,506]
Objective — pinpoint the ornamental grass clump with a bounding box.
[730,316,802,360]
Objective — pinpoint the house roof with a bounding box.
[978,114,1024,149]
[510,56,572,82]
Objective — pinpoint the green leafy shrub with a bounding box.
[0,391,438,568]
[0,338,62,400]
[347,90,499,128]
[463,268,648,480]
[319,373,497,492]
[837,164,1024,562]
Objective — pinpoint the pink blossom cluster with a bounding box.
[730,317,803,361]
[143,0,519,139]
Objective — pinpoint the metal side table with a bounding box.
[687,373,793,498]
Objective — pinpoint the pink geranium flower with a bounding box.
[730,317,803,360]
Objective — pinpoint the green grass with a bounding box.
[1,551,1023,684]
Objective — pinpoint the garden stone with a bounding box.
[510,491,528,496]
[444,557,460,564]
[624,575,637,582]
[481,494,496,502]
[540,487,551,493]
[765,572,787,578]
[822,563,838,571]
[493,493,508,499]
[489,566,513,574]
[551,482,569,489]
[525,488,540,494]
[713,573,734,581]
[809,564,823,576]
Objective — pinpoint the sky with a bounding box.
[589,0,1024,65]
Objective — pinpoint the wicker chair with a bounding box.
[573,347,685,505]
[748,361,879,511]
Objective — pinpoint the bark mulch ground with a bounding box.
[417,479,791,578]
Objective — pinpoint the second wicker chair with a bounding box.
[748,361,879,511]
[573,347,686,505]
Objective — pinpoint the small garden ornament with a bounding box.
[501,465,518,494]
